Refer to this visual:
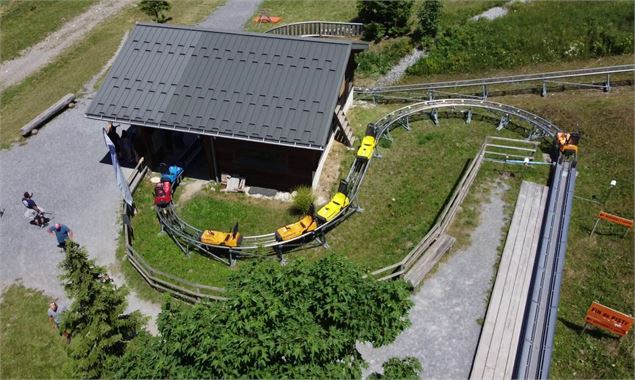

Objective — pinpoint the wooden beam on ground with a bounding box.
[21,93,75,136]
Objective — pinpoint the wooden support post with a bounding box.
[201,135,218,181]
[139,127,155,169]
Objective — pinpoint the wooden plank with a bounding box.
[471,182,548,380]
[21,93,75,136]
[404,234,456,287]
[489,183,545,378]
[471,182,531,379]
[501,184,549,377]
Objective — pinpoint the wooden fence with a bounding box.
[266,21,363,37]
[122,158,227,303]
[371,144,486,282]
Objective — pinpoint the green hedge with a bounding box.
[407,1,634,76]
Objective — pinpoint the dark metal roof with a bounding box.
[86,23,353,150]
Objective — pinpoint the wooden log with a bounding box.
[20,93,75,136]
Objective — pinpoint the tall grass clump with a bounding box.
[407,1,634,76]
[292,186,315,215]
[356,38,413,77]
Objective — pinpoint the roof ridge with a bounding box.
[134,22,353,46]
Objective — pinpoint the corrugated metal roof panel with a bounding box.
[86,23,352,150]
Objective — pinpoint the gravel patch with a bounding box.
[375,49,426,88]
[198,0,264,30]
[358,182,510,378]
[0,0,137,91]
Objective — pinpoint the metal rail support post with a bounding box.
[465,109,473,124]
[482,84,488,99]
[428,90,434,101]
[604,74,611,92]
[431,109,439,126]
[541,81,548,97]
[401,115,411,131]
[316,230,330,249]
[497,113,510,131]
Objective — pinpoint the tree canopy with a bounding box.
[357,0,413,41]
[58,242,142,379]
[113,254,413,378]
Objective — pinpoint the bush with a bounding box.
[406,1,634,76]
[357,0,413,40]
[292,186,315,214]
[356,38,413,77]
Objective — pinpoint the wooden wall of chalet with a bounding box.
[213,137,321,190]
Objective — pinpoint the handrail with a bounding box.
[265,21,363,37]
[356,65,635,94]
[121,160,227,303]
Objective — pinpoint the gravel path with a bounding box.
[198,0,263,30]
[375,49,426,88]
[0,95,161,333]
[0,0,137,91]
[0,0,263,334]
[358,182,510,378]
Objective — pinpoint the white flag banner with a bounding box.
[103,128,133,207]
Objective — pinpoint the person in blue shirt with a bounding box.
[47,223,73,249]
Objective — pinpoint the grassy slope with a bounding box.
[0,0,225,149]
[0,285,71,379]
[0,0,97,62]
[244,0,357,32]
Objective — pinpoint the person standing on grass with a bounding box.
[48,302,71,343]
[47,223,73,249]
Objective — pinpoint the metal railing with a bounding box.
[266,21,363,37]
[122,158,227,303]
[356,65,635,98]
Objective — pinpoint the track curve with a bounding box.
[156,98,561,260]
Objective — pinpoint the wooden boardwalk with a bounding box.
[470,181,549,380]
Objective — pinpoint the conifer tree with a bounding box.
[58,242,142,378]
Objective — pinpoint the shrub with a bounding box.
[356,38,413,77]
[357,0,413,40]
[292,186,315,214]
[369,357,422,380]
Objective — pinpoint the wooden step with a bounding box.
[404,233,456,287]
[334,108,355,147]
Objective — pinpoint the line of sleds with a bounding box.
[151,124,381,255]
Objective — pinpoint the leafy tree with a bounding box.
[417,0,442,38]
[58,242,142,379]
[114,255,413,378]
[357,0,413,40]
[369,357,423,380]
[138,0,171,23]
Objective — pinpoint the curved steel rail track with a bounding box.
[356,65,635,95]
[156,98,560,261]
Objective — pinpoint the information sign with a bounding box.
[584,301,634,337]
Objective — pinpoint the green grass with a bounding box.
[129,179,298,288]
[0,284,71,379]
[0,0,98,63]
[407,1,633,76]
[244,0,358,32]
[0,0,225,149]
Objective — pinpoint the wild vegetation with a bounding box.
[407,1,634,76]
[59,242,143,378]
[113,255,412,378]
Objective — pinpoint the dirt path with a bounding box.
[0,0,136,91]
